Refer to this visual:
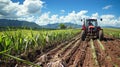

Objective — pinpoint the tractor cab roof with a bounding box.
[86,19,97,21]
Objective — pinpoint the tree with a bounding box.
[59,23,67,29]
[67,26,73,29]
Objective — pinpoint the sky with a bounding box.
[0,0,120,27]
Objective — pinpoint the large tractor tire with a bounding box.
[99,30,104,40]
[97,32,99,38]
[81,30,86,41]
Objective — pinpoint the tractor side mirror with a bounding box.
[100,18,102,21]
[81,19,82,22]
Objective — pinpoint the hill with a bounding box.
[0,19,119,29]
[0,19,41,28]
[42,23,82,29]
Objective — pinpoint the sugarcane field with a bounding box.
[0,0,120,67]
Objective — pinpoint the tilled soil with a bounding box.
[35,35,120,67]
[1,34,120,67]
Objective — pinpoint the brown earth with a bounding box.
[34,34,120,67]
[1,34,120,67]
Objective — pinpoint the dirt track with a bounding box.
[35,34,120,67]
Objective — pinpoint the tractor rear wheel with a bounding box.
[81,30,86,41]
[99,30,103,40]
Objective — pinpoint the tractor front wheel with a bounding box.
[81,30,86,41]
[99,30,104,40]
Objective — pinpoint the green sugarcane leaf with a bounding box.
[0,47,13,54]
[19,38,22,45]
[5,38,11,48]
[0,37,2,43]
[3,53,41,67]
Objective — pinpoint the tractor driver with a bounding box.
[88,21,94,31]
[88,22,93,26]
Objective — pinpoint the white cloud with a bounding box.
[36,10,120,27]
[91,13,99,19]
[100,15,114,19]
[36,10,88,25]
[64,11,76,22]
[116,17,120,27]
[36,12,50,25]
[50,15,58,24]
[99,14,117,26]
[61,10,88,24]
[0,0,19,18]
[17,0,44,16]
[0,0,44,20]
[77,10,88,17]
[60,10,65,14]
[17,16,36,22]
[102,5,112,10]
[0,0,120,27]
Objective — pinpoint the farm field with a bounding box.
[0,28,120,67]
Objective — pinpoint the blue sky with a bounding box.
[0,0,120,26]
[43,0,119,16]
[11,0,120,17]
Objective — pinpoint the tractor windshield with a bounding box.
[86,20,97,27]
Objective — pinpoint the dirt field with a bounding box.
[34,34,120,67]
[0,33,120,67]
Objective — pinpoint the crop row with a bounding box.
[107,32,120,38]
[104,28,120,39]
[0,29,80,65]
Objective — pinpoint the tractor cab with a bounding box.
[85,19,98,32]
[86,19,97,27]
[81,19,104,41]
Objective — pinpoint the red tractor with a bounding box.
[81,19,104,41]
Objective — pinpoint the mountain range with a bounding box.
[0,19,119,29]
[41,23,82,29]
[0,19,41,28]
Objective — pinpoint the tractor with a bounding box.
[81,19,104,41]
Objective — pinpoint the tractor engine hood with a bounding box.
[88,25,95,28]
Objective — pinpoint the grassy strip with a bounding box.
[106,56,119,67]
[3,53,41,67]
[118,57,120,60]
[60,40,75,52]
[113,64,118,67]
[97,39,105,50]
[90,39,99,67]
[106,55,118,67]
[97,39,118,67]
[64,39,81,58]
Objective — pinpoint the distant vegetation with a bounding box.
[42,23,82,29]
[104,28,120,39]
[0,19,82,31]
[59,23,67,29]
